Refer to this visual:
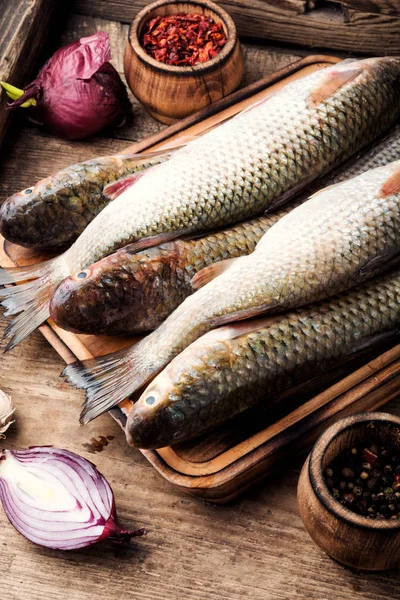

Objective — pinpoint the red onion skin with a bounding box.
[0,447,145,550]
[6,32,130,140]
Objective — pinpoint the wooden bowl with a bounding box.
[298,412,400,571]
[124,0,244,124]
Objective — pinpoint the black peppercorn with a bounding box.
[323,439,400,519]
[342,467,355,480]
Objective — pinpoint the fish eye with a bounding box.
[24,188,33,194]
[145,395,156,406]
[76,271,88,279]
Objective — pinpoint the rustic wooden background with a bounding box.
[1,3,400,600]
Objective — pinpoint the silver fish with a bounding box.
[126,270,400,448]
[1,57,400,353]
[65,159,400,424]
[50,125,400,336]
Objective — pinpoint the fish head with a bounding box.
[50,245,181,334]
[126,367,185,449]
[126,325,249,449]
[0,176,50,242]
[49,252,130,333]
[0,173,80,246]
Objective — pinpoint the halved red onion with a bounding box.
[0,447,144,550]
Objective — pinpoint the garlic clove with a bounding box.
[0,390,15,435]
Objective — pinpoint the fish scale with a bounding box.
[65,58,400,270]
[0,152,173,248]
[50,214,295,334]
[2,57,400,353]
[125,270,400,449]
[64,158,400,425]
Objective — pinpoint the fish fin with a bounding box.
[379,167,400,198]
[0,256,57,285]
[103,172,147,201]
[359,249,400,277]
[191,258,239,290]
[208,303,280,329]
[0,256,64,349]
[63,342,154,424]
[119,145,179,161]
[122,229,194,255]
[309,66,363,108]
[204,315,280,341]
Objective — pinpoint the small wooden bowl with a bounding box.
[124,0,244,124]
[298,412,400,571]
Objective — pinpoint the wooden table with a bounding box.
[1,9,400,600]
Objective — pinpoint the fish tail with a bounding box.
[63,342,154,425]
[0,257,65,349]
[0,257,57,285]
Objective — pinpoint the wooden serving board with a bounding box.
[2,55,400,503]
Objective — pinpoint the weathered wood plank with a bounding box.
[326,0,400,15]
[57,14,304,143]
[2,10,400,600]
[0,0,57,150]
[344,6,400,27]
[1,308,400,600]
[73,0,400,55]
[256,0,308,13]
[0,14,304,199]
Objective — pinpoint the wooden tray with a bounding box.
[2,55,400,502]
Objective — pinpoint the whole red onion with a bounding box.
[5,32,130,139]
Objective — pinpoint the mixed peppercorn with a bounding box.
[141,13,227,66]
[324,441,400,519]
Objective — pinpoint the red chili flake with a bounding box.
[362,448,378,465]
[141,13,227,66]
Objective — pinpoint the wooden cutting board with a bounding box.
[2,54,400,502]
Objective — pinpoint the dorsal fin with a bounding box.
[207,302,281,330]
[191,258,238,290]
[379,167,400,198]
[200,314,281,343]
[309,66,363,108]
[120,228,194,255]
[103,172,146,201]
